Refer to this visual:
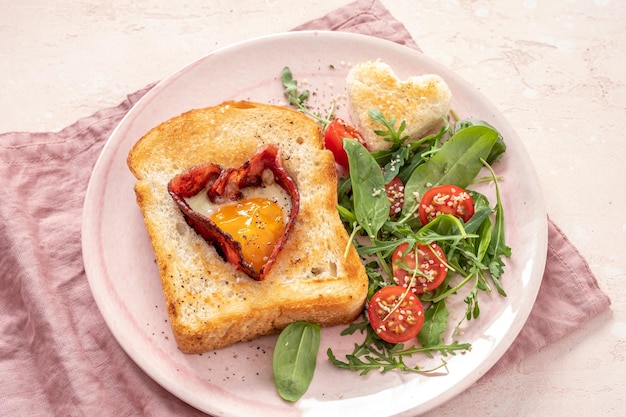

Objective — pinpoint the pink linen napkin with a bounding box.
[0,0,610,416]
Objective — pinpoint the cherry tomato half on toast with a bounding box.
[392,242,448,294]
[367,285,425,344]
[324,118,365,169]
[418,185,475,225]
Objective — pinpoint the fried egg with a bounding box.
[184,169,292,271]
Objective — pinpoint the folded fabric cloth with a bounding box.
[0,0,610,416]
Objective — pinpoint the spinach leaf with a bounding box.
[273,322,321,402]
[417,300,449,347]
[344,139,390,238]
[382,146,409,184]
[402,125,499,217]
[454,119,507,164]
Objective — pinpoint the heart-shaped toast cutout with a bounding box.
[346,60,452,152]
[168,144,300,280]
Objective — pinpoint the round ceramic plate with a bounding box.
[82,31,547,417]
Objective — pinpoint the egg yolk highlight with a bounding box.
[210,197,286,272]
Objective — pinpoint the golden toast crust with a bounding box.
[128,101,368,353]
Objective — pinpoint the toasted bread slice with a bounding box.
[346,60,452,152]
[128,101,368,353]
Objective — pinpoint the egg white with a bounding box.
[184,168,292,224]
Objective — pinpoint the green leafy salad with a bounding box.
[272,66,511,402]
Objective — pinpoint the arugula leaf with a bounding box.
[344,139,390,238]
[327,320,470,375]
[281,67,308,106]
[368,109,409,145]
[482,160,511,296]
[367,111,451,185]
[280,66,334,128]
[464,285,481,320]
[273,322,321,402]
[475,215,493,264]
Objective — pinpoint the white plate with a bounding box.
[82,31,547,417]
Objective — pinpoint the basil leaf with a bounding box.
[402,125,499,216]
[344,139,390,238]
[273,322,321,402]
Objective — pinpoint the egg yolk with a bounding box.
[210,197,286,272]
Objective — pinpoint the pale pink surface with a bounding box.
[0,1,612,416]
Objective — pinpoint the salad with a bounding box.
[273,66,510,402]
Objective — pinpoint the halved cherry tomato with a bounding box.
[392,242,448,294]
[324,118,365,169]
[367,285,424,344]
[418,185,475,225]
[385,176,405,217]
